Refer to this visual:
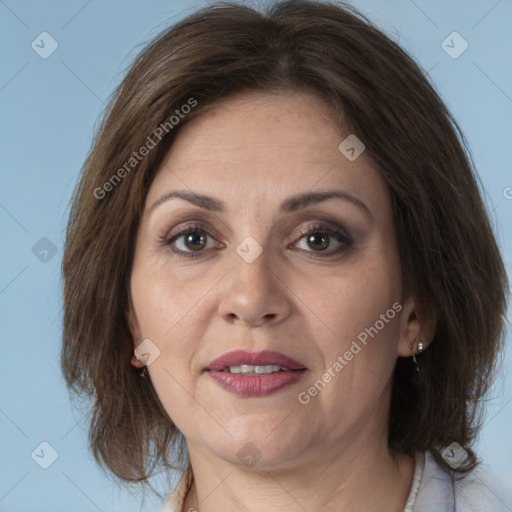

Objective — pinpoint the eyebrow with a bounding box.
[149,189,371,217]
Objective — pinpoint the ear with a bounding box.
[396,294,436,357]
[126,298,145,369]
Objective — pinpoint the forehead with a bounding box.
[146,91,387,211]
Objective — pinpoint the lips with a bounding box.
[205,350,306,372]
[205,350,307,397]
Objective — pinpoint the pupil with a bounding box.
[186,232,206,250]
[308,233,329,251]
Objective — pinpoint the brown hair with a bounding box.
[61,0,509,485]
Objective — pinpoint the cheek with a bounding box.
[131,257,208,340]
[129,254,220,370]
[303,248,402,380]
[312,251,400,331]
[298,280,401,427]
[130,272,204,428]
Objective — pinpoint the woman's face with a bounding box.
[128,91,418,470]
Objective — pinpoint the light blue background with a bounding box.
[1,1,511,510]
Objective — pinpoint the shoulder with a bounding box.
[414,451,512,512]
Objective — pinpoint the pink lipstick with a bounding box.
[205,350,307,397]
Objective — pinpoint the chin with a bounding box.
[202,424,310,471]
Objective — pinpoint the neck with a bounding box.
[183,432,414,512]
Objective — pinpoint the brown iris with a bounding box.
[185,232,207,251]
[307,233,329,251]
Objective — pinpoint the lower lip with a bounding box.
[207,370,306,397]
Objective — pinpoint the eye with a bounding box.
[294,224,353,257]
[162,222,352,260]
[164,224,220,258]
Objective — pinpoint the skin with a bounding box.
[127,91,433,511]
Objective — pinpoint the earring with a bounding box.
[411,339,424,372]
[139,366,148,378]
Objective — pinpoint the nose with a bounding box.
[217,247,291,327]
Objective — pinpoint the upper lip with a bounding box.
[206,350,306,371]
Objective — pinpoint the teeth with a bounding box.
[227,365,290,375]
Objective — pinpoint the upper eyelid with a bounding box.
[166,220,347,238]
[164,222,221,243]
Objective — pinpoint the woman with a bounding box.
[61,1,510,511]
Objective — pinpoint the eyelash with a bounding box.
[162,223,353,260]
